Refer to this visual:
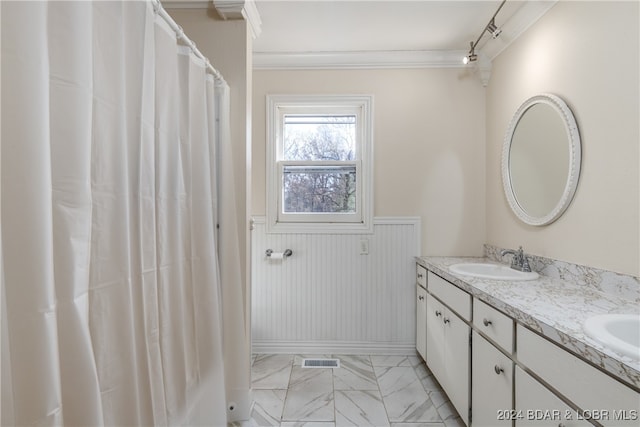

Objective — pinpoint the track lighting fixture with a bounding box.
[487,19,502,39]
[463,41,477,64]
[463,0,506,64]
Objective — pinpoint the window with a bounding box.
[266,95,373,233]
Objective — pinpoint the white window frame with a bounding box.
[266,95,373,234]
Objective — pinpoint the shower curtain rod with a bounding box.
[152,0,227,85]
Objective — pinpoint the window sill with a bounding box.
[259,217,374,234]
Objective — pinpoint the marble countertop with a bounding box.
[416,256,640,390]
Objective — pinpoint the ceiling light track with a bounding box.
[463,0,506,64]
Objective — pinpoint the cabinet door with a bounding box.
[472,331,513,427]
[444,309,470,426]
[426,294,445,384]
[416,285,427,360]
[516,367,591,427]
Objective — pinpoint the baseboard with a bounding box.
[252,340,417,356]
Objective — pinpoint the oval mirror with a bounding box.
[502,94,581,226]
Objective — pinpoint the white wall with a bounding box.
[486,1,640,276]
[253,68,486,256]
[251,218,420,353]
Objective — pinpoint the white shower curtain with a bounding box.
[1,1,233,425]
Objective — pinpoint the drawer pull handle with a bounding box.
[494,365,504,375]
[558,424,566,427]
[418,295,424,301]
[483,319,492,327]
[443,318,450,324]
[417,273,424,278]
[435,310,442,317]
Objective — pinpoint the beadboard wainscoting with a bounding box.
[251,217,421,354]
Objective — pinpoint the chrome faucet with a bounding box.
[500,246,532,272]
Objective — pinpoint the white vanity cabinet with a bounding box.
[515,366,592,427]
[425,272,471,426]
[416,261,640,427]
[416,284,427,360]
[471,300,515,427]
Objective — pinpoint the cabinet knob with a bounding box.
[494,365,504,375]
[435,310,442,317]
[417,273,423,278]
[558,424,566,427]
[483,319,492,327]
[418,295,424,301]
[443,318,450,324]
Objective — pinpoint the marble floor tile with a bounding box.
[249,354,453,427]
[428,391,447,409]
[370,355,413,367]
[289,366,333,392]
[281,423,336,427]
[443,418,465,427]
[335,390,390,427]
[390,423,446,427]
[374,366,441,423]
[332,355,378,391]
[419,373,443,393]
[407,356,425,367]
[251,389,286,426]
[282,390,335,422]
[252,354,294,389]
[413,362,430,381]
[432,396,464,427]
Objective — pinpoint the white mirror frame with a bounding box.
[502,93,581,226]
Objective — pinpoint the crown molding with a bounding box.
[161,0,210,9]
[212,0,262,39]
[162,0,262,39]
[253,50,472,70]
[478,0,558,61]
[253,0,557,77]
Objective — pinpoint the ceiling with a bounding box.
[252,0,523,54]
[163,0,557,70]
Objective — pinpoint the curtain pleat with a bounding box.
[1,2,64,424]
[48,1,103,425]
[1,1,230,425]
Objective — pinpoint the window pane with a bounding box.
[283,165,356,213]
[283,115,356,161]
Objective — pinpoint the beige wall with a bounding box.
[486,1,640,275]
[253,68,487,256]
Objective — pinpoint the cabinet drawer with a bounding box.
[417,264,427,289]
[474,299,514,353]
[517,325,640,425]
[428,271,471,321]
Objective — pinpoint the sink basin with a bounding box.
[584,314,640,360]
[449,262,539,281]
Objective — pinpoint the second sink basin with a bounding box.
[584,314,640,360]
[449,262,539,281]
